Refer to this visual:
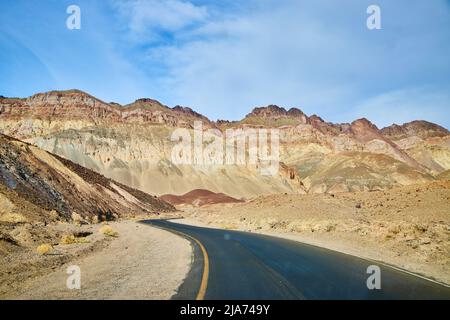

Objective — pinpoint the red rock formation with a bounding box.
[161,189,243,206]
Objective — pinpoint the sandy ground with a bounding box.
[176,181,450,285]
[1,221,192,300]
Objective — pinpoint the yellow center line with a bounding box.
[164,228,210,300]
[191,236,209,300]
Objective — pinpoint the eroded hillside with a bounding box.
[0,134,174,225]
[1,90,449,198]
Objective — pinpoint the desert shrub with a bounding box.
[59,234,89,245]
[36,243,53,255]
[99,225,119,237]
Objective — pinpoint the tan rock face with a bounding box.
[0,90,449,197]
[382,121,450,174]
[22,125,304,198]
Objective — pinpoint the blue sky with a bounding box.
[0,0,449,128]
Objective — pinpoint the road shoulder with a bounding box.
[2,220,192,299]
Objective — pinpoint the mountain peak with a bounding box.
[246,105,288,118]
[29,89,92,99]
[25,89,113,109]
[125,98,168,110]
[309,114,325,123]
[246,105,308,119]
[240,105,310,127]
[286,107,307,117]
[134,98,164,105]
[351,118,378,129]
[172,105,208,120]
[381,120,450,140]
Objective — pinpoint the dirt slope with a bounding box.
[0,134,174,225]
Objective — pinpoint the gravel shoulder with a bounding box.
[1,220,192,300]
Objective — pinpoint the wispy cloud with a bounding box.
[112,0,208,42]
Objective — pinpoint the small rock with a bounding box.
[420,238,431,245]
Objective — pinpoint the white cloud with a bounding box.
[140,1,370,119]
[113,0,208,42]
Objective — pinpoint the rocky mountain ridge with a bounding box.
[0,90,449,197]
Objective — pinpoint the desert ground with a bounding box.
[0,220,191,299]
[1,181,449,298]
[176,180,450,285]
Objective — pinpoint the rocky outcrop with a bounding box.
[121,99,214,128]
[0,90,121,121]
[0,134,174,224]
[0,90,215,134]
[240,105,309,127]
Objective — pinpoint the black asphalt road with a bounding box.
[143,220,450,300]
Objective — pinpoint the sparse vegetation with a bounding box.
[36,244,53,255]
[99,225,119,237]
[59,234,89,245]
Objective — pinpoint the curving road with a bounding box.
[143,219,450,300]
